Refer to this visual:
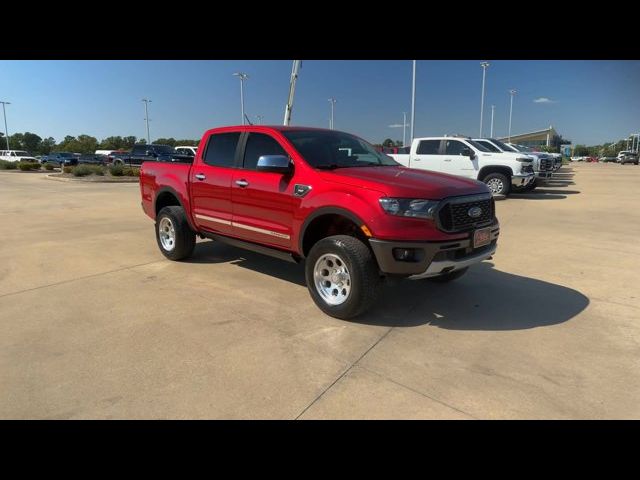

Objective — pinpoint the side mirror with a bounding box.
[256,155,292,174]
[462,147,476,160]
[146,150,157,157]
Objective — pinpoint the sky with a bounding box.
[0,60,639,146]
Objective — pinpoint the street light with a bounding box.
[479,61,490,137]
[410,60,416,145]
[490,105,495,138]
[233,72,249,125]
[141,98,152,145]
[328,98,336,129]
[0,101,11,150]
[402,112,408,147]
[508,89,517,143]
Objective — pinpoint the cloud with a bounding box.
[533,97,555,104]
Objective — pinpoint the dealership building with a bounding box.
[498,126,563,148]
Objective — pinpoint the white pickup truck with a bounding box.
[387,136,535,196]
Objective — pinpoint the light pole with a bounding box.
[490,105,495,138]
[402,112,407,147]
[479,61,489,137]
[256,115,264,125]
[141,99,151,145]
[328,98,336,129]
[410,60,416,145]
[233,72,249,125]
[508,89,517,143]
[0,101,10,150]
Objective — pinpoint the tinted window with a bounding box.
[467,140,490,152]
[204,132,240,167]
[152,145,174,155]
[444,140,467,155]
[416,140,440,155]
[282,130,399,169]
[243,133,288,170]
[476,140,500,152]
[132,145,147,155]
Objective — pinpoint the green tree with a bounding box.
[100,136,125,150]
[9,133,25,149]
[175,139,199,146]
[40,137,56,155]
[382,138,394,147]
[573,145,589,156]
[21,132,42,153]
[154,138,177,147]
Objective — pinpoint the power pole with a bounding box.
[283,60,302,126]
[142,98,151,144]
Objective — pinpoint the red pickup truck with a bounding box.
[140,126,499,319]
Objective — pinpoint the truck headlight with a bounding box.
[379,198,439,219]
[516,157,531,162]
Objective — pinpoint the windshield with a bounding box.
[58,152,74,157]
[489,139,517,152]
[14,151,31,156]
[475,140,501,153]
[467,140,490,152]
[282,130,400,169]
[153,145,175,155]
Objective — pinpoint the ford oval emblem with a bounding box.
[468,206,482,218]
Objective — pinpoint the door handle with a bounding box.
[444,158,452,162]
[235,179,249,188]
[195,173,206,180]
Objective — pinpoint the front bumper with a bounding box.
[512,173,535,187]
[368,223,500,278]
[535,171,553,183]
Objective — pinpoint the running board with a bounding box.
[201,232,300,264]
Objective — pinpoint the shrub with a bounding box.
[122,166,140,177]
[72,165,105,177]
[0,160,18,170]
[63,166,73,174]
[44,163,54,170]
[109,164,124,176]
[19,162,41,171]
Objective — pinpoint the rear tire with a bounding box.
[482,173,511,196]
[305,235,381,319]
[155,206,196,261]
[428,267,468,283]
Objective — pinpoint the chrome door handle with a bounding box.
[235,179,249,187]
[195,173,206,180]
[444,159,452,162]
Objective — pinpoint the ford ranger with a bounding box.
[140,126,500,319]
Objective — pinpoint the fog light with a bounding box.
[393,248,415,261]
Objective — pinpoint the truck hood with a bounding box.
[318,166,489,199]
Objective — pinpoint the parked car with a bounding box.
[619,152,639,165]
[175,146,198,157]
[503,143,555,191]
[140,126,500,319]
[386,136,534,196]
[585,156,599,163]
[42,152,78,166]
[0,150,39,162]
[111,144,190,166]
[599,156,618,163]
[77,154,108,165]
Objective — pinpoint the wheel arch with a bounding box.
[299,207,368,258]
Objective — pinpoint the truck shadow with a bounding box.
[188,243,589,331]
[355,262,589,330]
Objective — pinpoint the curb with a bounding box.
[44,174,139,184]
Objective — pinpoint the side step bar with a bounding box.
[201,232,300,264]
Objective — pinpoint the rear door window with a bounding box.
[417,140,441,155]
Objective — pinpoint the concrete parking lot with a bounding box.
[1,163,639,419]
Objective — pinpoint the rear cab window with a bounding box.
[417,140,441,155]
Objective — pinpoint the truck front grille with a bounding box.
[540,159,552,170]
[522,165,534,174]
[437,194,495,233]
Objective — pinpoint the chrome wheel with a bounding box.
[313,253,351,306]
[158,217,176,251]
[486,177,504,194]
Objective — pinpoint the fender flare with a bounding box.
[298,206,367,256]
[154,186,197,231]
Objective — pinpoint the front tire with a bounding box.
[155,206,196,261]
[483,172,511,196]
[305,235,381,319]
